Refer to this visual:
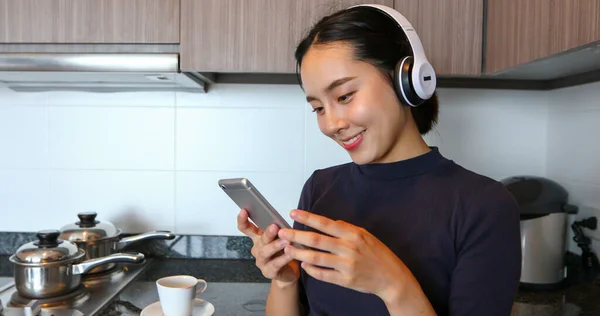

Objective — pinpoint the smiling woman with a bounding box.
[236,4,522,316]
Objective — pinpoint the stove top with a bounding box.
[0,259,150,316]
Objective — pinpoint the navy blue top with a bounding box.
[293,147,521,316]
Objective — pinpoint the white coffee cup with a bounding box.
[156,275,208,316]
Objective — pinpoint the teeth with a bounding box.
[343,132,362,145]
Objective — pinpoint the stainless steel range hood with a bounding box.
[0,53,208,93]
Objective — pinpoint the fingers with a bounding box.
[289,209,350,239]
[301,262,344,285]
[260,223,280,245]
[262,251,294,279]
[284,244,346,270]
[256,239,289,265]
[278,228,346,254]
[237,209,261,239]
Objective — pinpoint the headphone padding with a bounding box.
[394,56,424,107]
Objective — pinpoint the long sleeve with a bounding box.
[449,181,522,316]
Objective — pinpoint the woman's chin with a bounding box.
[347,149,377,165]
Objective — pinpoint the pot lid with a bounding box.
[59,211,120,242]
[15,230,81,263]
[501,176,576,215]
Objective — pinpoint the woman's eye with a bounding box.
[338,92,354,103]
[312,107,324,113]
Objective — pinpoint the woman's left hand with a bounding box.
[277,209,420,304]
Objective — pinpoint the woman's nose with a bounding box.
[323,110,349,135]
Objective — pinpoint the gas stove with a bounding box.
[0,259,150,316]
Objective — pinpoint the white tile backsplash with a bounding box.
[0,104,48,169]
[49,106,175,170]
[548,81,600,113]
[176,107,304,172]
[547,109,600,184]
[0,170,50,231]
[547,81,600,255]
[0,86,47,107]
[175,171,305,235]
[48,170,175,233]
[46,91,176,108]
[1,81,598,238]
[427,88,548,181]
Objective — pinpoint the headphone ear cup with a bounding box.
[394,56,424,107]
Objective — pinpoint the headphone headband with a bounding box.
[348,4,437,106]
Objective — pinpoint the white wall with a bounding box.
[547,81,600,255]
[0,83,549,235]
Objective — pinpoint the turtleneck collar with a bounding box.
[353,146,450,180]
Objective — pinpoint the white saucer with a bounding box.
[141,298,215,316]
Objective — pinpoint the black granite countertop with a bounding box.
[513,282,600,316]
[96,258,270,315]
[2,254,600,315]
[94,256,600,316]
[2,232,600,316]
[510,252,600,316]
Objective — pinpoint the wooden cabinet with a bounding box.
[1,0,594,80]
[181,0,295,73]
[0,0,180,44]
[181,0,393,73]
[290,0,395,49]
[417,0,483,76]
[393,0,419,25]
[485,0,552,74]
[550,0,600,55]
[395,1,483,76]
[486,0,600,74]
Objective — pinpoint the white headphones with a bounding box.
[348,4,437,107]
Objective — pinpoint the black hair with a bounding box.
[294,6,439,135]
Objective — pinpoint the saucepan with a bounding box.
[59,211,175,274]
[10,230,145,299]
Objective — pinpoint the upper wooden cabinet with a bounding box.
[290,0,395,49]
[412,0,483,76]
[181,0,295,73]
[550,0,600,55]
[395,0,483,76]
[486,0,600,74]
[181,0,393,73]
[0,0,180,44]
[485,0,551,74]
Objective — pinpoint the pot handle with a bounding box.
[116,231,176,250]
[71,252,145,275]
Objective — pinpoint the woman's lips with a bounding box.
[341,131,364,151]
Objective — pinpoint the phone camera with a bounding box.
[220,184,226,190]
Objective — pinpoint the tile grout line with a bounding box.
[174,92,178,233]
[543,89,551,178]
[45,92,51,215]
[0,168,303,173]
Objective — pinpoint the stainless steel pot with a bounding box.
[59,211,175,274]
[10,230,145,299]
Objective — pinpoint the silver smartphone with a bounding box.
[218,177,292,231]
[219,177,307,250]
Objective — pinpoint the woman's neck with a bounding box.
[372,116,431,164]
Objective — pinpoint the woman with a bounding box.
[237,4,521,316]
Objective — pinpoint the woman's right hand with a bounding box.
[237,208,300,285]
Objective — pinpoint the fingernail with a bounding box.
[279,240,288,247]
[290,210,297,218]
[269,225,277,233]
